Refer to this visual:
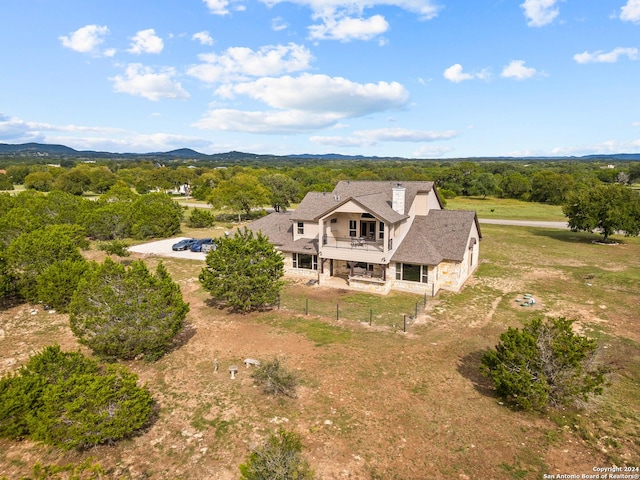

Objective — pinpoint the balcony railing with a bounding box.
[322,235,384,252]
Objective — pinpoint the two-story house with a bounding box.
[247,180,481,296]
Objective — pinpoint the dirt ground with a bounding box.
[1,226,639,479]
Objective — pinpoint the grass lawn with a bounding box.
[446,196,566,221]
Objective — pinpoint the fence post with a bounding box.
[403,314,406,333]
[369,309,372,326]
[424,292,427,308]
[305,298,308,315]
[336,304,339,321]
[415,302,418,318]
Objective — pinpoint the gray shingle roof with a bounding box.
[292,180,438,224]
[246,212,319,254]
[391,210,479,264]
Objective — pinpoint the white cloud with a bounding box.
[110,64,190,101]
[127,29,164,54]
[501,60,538,79]
[196,74,409,133]
[260,0,441,21]
[272,17,289,31]
[573,47,638,64]
[443,64,490,83]
[194,109,342,133]
[520,0,560,27]
[620,0,640,23]
[308,14,389,41]
[260,0,440,41]
[412,144,453,158]
[187,43,313,83]
[202,0,245,15]
[59,25,110,55]
[551,138,640,156]
[216,73,409,116]
[193,31,215,46]
[310,127,458,147]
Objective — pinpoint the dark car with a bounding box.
[172,238,198,251]
[189,238,213,252]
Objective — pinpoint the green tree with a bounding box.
[53,168,91,195]
[530,171,575,205]
[0,173,13,190]
[239,429,314,480]
[499,171,531,199]
[129,192,183,239]
[69,258,189,361]
[186,207,215,228]
[261,174,300,212]
[86,166,117,193]
[0,345,153,450]
[6,165,32,185]
[563,184,640,243]
[480,317,607,411]
[83,201,132,240]
[6,224,88,302]
[24,171,54,192]
[208,174,270,219]
[468,172,498,198]
[199,228,284,312]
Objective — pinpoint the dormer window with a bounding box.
[297,222,304,234]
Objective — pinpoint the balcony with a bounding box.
[322,235,383,252]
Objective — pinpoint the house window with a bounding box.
[293,254,317,270]
[297,222,304,235]
[349,220,357,237]
[379,222,385,240]
[396,263,428,283]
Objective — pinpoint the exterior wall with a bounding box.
[437,260,463,291]
[282,252,320,279]
[293,221,319,241]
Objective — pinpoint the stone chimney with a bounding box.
[392,184,405,214]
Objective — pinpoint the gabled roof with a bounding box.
[247,212,319,254]
[292,180,438,224]
[391,210,480,265]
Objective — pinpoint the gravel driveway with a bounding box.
[128,237,207,260]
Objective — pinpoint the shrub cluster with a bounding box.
[239,429,314,480]
[0,345,153,450]
[480,317,608,410]
[251,358,298,398]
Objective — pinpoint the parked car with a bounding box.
[172,238,198,251]
[201,242,216,253]
[189,238,213,252]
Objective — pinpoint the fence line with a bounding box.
[276,293,429,332]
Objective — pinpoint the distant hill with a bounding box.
[1,142,639,162]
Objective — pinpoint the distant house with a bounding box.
[247,181,481,296]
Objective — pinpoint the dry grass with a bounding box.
[1,225,639,479]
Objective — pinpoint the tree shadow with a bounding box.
[456,349,497,400]
[530,229,610,245]
[169,321,197,353]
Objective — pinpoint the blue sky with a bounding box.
[1,0,639,158]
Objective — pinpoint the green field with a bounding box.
[446,196,566,221]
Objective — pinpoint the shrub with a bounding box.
[98,239,131,257]
[187,208,215,228]
[480,317,607,411]
[0,345,153,450]
[251,358,298,398]
[35,258,90,312]
[69,258,189,361]
[239,429,314,480]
